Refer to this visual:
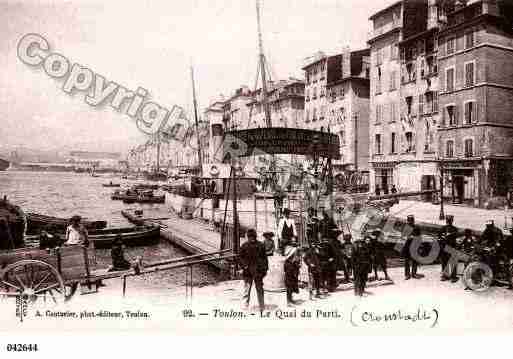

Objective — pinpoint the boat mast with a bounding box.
[191,63,203,177]
[256,0,272,128]
[156,133,160,174]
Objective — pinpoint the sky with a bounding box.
[0,0,394,154]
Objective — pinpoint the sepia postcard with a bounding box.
[2,0,513,349]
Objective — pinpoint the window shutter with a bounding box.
[474,101,478,123]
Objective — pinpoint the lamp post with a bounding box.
[439,157,445,220]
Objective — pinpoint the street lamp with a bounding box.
[439,156,445,220]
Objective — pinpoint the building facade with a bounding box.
[437,0,513,206]
[247,78,305,129]
[369,0,444,196]
[326,48,371,180]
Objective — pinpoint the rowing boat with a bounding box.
[26,213,107,235]
[25,224,160,249]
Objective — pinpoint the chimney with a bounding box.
[482,0,500,17]
[454,0,464,12]
[427,0,438,29]
[341,46,351,79]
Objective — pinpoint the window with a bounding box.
[376,67,382,94]
[337,107,345,123]
[405,132,414,153]
[391,132,396,154]
[375,104,382,123]
[464,139,474,157]
[426,55,437,75]
[313,87,317,99]
[339,130,346,146]
[465,31,474,49]
[390,102,397,122]
[420,59,425,78]
[375,134,382,154]
[464,101,475,124]
[446,68,455,92]
[446,105,457,126]
[339,86,345,98]
[376,48,383,66]
[404,62,416,83]
[389,71,397,91]
[446,140,454,157]
[406,96,413,115]
[433,91,439,112]
[312,108,317,121]
[465,62,475,87]
[320,87,326,98]
[419,94,424,115]
[320,105,326,120]
[306,89,310,101]
[447,37,455,55]
[330,88,336,102]
[305,109,310,122]
[391,43,398,60]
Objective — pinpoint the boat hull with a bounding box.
[26,213,107,235]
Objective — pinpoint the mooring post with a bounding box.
[122,275,127,297]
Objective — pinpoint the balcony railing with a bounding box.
[369,20,402,40]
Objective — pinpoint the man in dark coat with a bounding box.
[239,228,268,312]
[319,235,337,293]
[368,230,390,281]
[438,215,459,282]
[284,245,301,306]
[306,207,320,244]
[352,237,372,296]
[319,210,337,240]
[304,240,322,300]
[402,215,422,280]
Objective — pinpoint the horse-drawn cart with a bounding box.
[0,245,96,303]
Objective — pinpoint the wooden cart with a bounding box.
[0,245,93,303]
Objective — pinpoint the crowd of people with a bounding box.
[238,207,513,312]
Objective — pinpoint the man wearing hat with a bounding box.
[352,236,372,296]
[65,215,89,247]
[277,208,297,255]
[239,228,268,312]
[262,232,276,256]
[319,234,338,293]
[306,207,320,245]
[437,215,459,282]
[368,230,390,281]
[304,240,322,300]
[284,244,301,306]
[402,215,421,280]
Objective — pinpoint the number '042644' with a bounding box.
[6,344,38,352]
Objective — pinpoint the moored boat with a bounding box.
[122,194,165,204]
[0,158,10,171]
[0,196,26,249]
[102,183,121,187]
[25,224,160,249]
[26,213,107,235]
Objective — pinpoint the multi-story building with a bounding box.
[222,86,253,131]
[368,0,444,195]
[437,0,513,206]
[303,52,333,131]
[326,47,371,180]
[247,78,305,128]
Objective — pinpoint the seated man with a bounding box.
[108,236,132,272]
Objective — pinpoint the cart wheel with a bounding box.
[0,260,69,304]
[462,261,493,291]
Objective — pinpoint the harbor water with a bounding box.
[0,170,219,290]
